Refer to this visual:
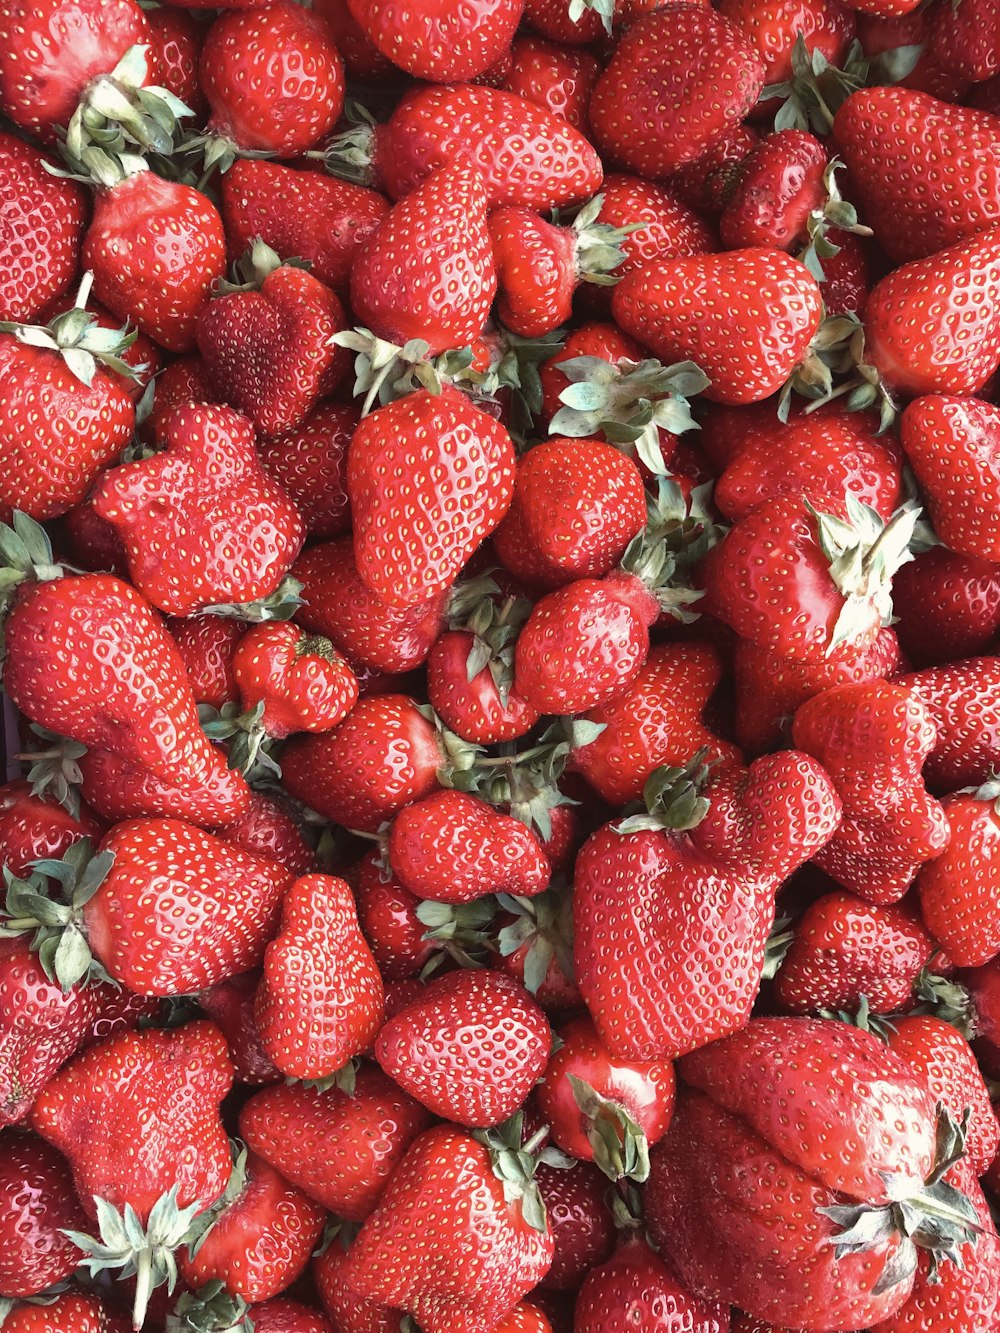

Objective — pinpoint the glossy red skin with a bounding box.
[2,1289,130,1333]
[0,1131,88,1296]
[428,630,539,745]
[0,0,158,139]
[537,322,648,427]
[373,83,602,211]
[857,11,970,101]
[257,402,355,539]
[898,656,1000,792]
[165,614,246,710]
[342,1124,554,1333]
[197,969,281,1086]
[720,129,828,251]
[313,0,397,79]
[144,2,206,115]
[932,0,1000,80]
[202,4,344,155]
[84,817,294,996]
[720,0,855,84]
[281,693,441,832]
[0,133,86,324]
[355,851,436,981]
[77,986,160,1052]
[574,754,842,1062]
[232,622,358,738]
[212,790,315,876]
[774,890,935,1014]
[147,356,216,445]
[500,36,599,131]
[891,547,1000,668]
[83,171,227,354]
[240,1066,432,1221]
[347,0,523,82]
[595,174,717,289]
[3,573,250,826]
[92,403,305,616]
[293,538,447,675]
[575,1234,730,1333]
[250,1298,336,1333]
[570,641,742,806]
[180,1150,327,1301]
[533,1160,614,1292]
[670,123,759,218]
[29,1020,234,1224]
[491,208,577,338]
[0,781,103,877]
[314,1239,409,1332]
[917,792,1000,967]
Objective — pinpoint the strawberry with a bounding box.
[247,1298,336,1333]
[833,88,1000,263]
[574,751,841,1061]
[720,0,856,85]
[772,890,937,1014]
[231,622,357,738]
[293,538,446,675]
[255,873,384,1081]
[313,0,397,79]
[891,548,1000,669]
[590,174,717,287]
[30,1021,234,1326]
[240,1066,432,1220]
[314,1234,409,1331]
[178,1148,327,1303]
[348,386,515,608]
[91,403,304,616]
[345,0,523,81]
[144,1,205,116]
[427,617,540,745]
[574,1233,730,1333]
[500,36,600,131]
[199,4,344,161]
[144,357,216,446]
[588,5,765,178]
[1,522,249,826]
[670,123,760,219]
[613,249,823,406]
[329,83,602,213]
[645,1017,978,1329]
[376,969,550,1127]
[166,615,245,710]
[388,789,551,903]
[196,968,281,1087]
[569,641,741,807]
[820,230,872,317]
[791,681,949,904]
[917,782,1000,967]
[39,290,161,403]
[931,0,1000,81]
[341,1119,557,1333]
[899,656,1000,792]
[0,780,103,876]
[0,286,137,523]
[1,1289,130,1333]
[536,1013,675,1184]
[533,1159,614,1292]
[0,132,86,324]
[256,403,355,540]
[495,885,581,1012]
[719,129,827,249]
[221,161,388,295]
[522,0,660,44]
[855,8,970,102]
[0,1130,89,1296]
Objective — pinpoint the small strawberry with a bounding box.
[590,173,717,288]
[575,1233,730,1333]
[0,1130,89,1296]
[669,123,760,219]
[231,622,357,739]
[500,35,599,130]
[495,885,580,1013]
[91,403,305,616]
[314,0,398,78]
[898,656,1000,792]
[256,402,355,540]
[523,0,659,45]
[166,615,246,711]
[144,2,205,115]
[346,0,523,81]
[0,780,103,876]
[891,548,1000,669]
[196,969,280,1088]
[720,0,856,85]
[917,780,1000,968]
[240,1066,432,1221]
[533,1159,614,1293]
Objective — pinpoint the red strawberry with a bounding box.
[349,161,496,357]
[720,0,856,84]
[495,886,581,1013]
[0,1130,89,1296]
[669,123,760,218]
[348,386,515,607]
[891,548,1000,669]
[144,2,205,115]
[773,890,937,1014]
[719,129,829,253]
[898,656,1000,792]
[1,1289,130,1333]
[240,1066,432,1221]
[255,873,384,1081]
[91,403,304,616]
[931,0,1000,81]
[591,173,717,287]
[314,1234,409,1331]
[0,132,86,324]
[613,249,822,405]
[500,35,599,130]
[200,4,344,158]
[537,319,646,424]
[574,752,842,1061]
[856,8,969,102]
[196,970,281,1087]
[533,1160,614,1293]
[428,621,540,746]
[355,853,454,982]
[575,1233,730,1333]
[346,0,523,81]
[333,82,601,212]
[791,681,949,904]
[313,0,396,79]
[249,1298,336,1333]
[917,783,1000,967]
[522,0,661,45]
[376,969,550,1127]
[256,402,355,540]
[0,780,103,877]
[179,1148,327,1303]
[589,5,765,178]
[820,230,872,318]
[221,160,388,295]
[165,615,245,710]
[388,789,551,903]
[341,1120,557,1333]
[231,622,357,738]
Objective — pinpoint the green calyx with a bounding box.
[198,701,281,783]
[165,1282,253,1333]
[458,722,587,842]
[331,326,489,417]
[0,512,65,623]
[761,913,796,981]
[762,34,923,135]
[416,897,497,975]
[550,355,711,475]
[783,312,897,432]
[819,1105,983,1295]
[570,193,647,287]
[492,325,568,447]
[817,995,899,1043]
[415,704,485,789]
[613,749,716,835]
[915,969,978,1040]
[799,159,874,283]
[201,576,304,623]
[806,493,921,656]
[216,238,310,297]
[17,725,88,819]
[0,838,115,992]
[290,1057,361,1097]
[312,101,378,187]
[619,477,725,624]
[496,885,575,998]
[475,1112,573,1235]
[446,574,533,708]
[567,1074,650,1184]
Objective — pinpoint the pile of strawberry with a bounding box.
[7,0,1000,1331]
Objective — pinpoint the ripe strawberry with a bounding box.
[916,783,1000,967]
[500,36,599,130]
[346,0,523,81]
[931,0,1000,81]
[348,386,515,608]
[196,969,280,1087]
[720,0,856,84]
[428,618,540,745]
[0,780,103,877]
[569,641,740,807]
[313,0,396,79]
[719,129,827,252]
[231,622,357,738]
[533,1159,614,1292]
[200,4,344,159]
[240,1066,432,1220]
[248,1298,336,1333]
[613,249,823,406]
[523,0,661,44]
[0,1130,89,1296]
[891,548,1000,668]
[388,789,551,903]
[179,1148,327,1302]
[144,1,205,116]
[1,1289,130,1333]
[256,403,355,540]
[646,1018,976,1330]
[791,681,948,904]
[855,8,970,102]
[589,5,765,178]
[166,615,245,710]
[900,656,1000,792]
[536,319,648,425]
[591,174,717,287]
[0,133,86,324]
[575,1233,730,1333]
[336,82,601,214]
[670,123,760,218]
[574,751,841,1061]
[255,873,384,1081]
[773,890,936,1014]
[221,161,388,296]
[341,1120,557,1333]
[91,403,304,616]
[495,885,581,1012]
[820,230,872,318]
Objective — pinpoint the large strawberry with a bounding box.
[346,0,523,80]
[348,386,515,608]
[0,1130,89,1298]
[917,781,1000,968]
[900,656,1000,792]
[575,1233,730,1333]
[91,403,304,616]
[574,752,841,1061]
